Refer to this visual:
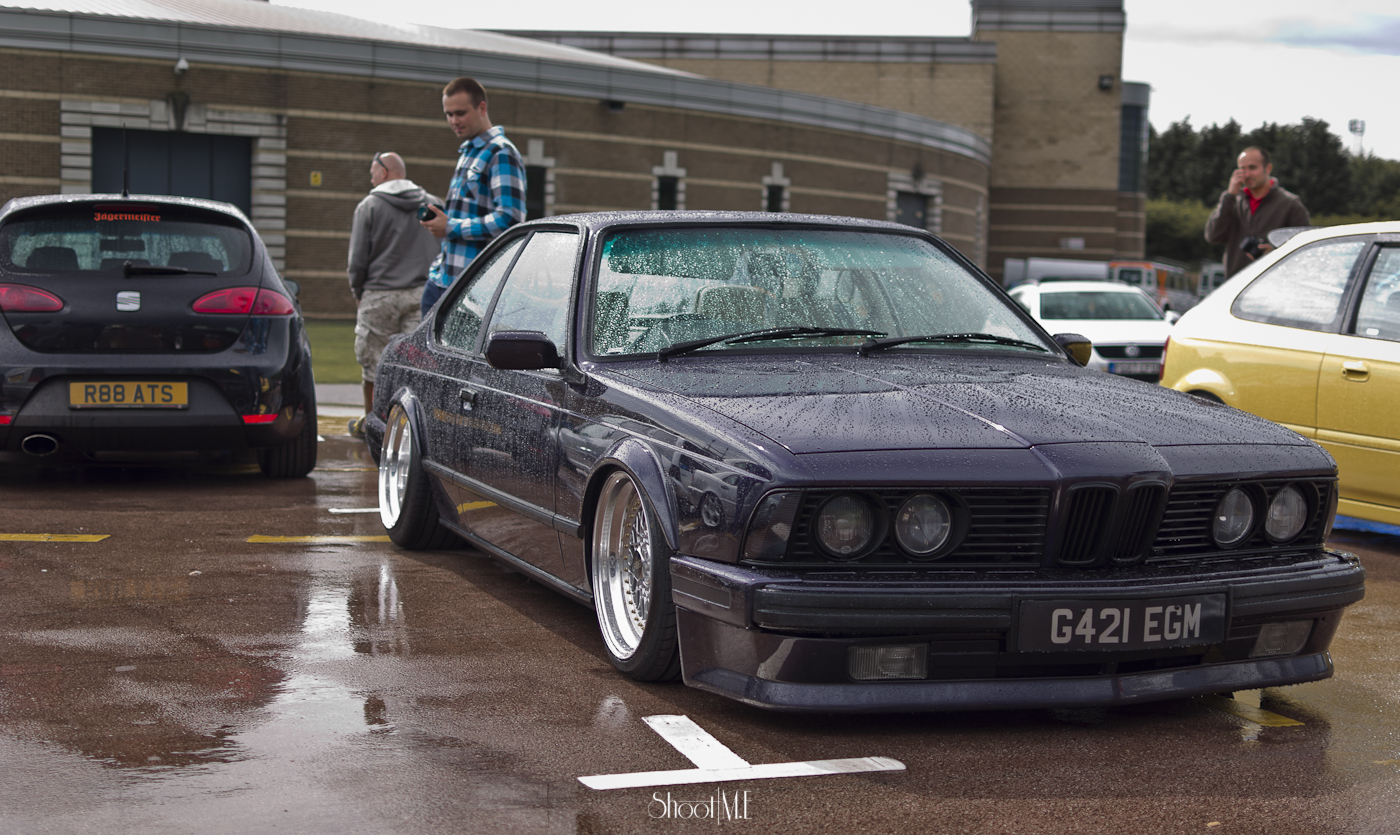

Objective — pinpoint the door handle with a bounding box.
[1341,360,1370,381]
[459,387,480,410]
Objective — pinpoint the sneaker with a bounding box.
[348,416,366,439]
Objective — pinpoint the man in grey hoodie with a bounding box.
[347,151,441,436]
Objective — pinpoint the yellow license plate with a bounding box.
[69,382,188,409]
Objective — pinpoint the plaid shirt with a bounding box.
[427,126,526,288]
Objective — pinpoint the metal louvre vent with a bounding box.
[1057,486,1116,566]
[1150,479,1333,561]
[777,488,1050,567]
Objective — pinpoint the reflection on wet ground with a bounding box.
[3,437,1400,833]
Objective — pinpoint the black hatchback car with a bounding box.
[366,211,1363,712]
[0,194,316,476]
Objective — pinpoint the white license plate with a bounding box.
[1018,594,1226,652]
[1108,361,1160,375]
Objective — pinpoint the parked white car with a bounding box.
[1008,280,1175,382]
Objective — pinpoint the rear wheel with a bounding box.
[379,403,456,549]
[591,471,680,681]
[257,405,318,478]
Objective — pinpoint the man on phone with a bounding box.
[419,76,526,316]
[1204,146,1310,278]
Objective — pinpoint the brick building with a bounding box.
[0,0,1145,315]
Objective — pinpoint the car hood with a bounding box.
[605,354,1307,455]
[1040,319,1173,346]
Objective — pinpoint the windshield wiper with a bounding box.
[122,261,217,277]
[857,332,1049,357]
[658,327,887,362]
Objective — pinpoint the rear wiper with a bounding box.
[857,332,1049,357]
[658,327,887,362]
[122,261,217,277]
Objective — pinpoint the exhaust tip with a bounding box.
[21,434,59,456]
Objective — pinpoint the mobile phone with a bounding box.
[417,204,436,221]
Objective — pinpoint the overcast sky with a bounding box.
[270,0,1400,164]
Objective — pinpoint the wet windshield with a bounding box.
[1040,291,1163,320]
[591,227,1048,357]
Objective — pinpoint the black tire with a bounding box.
[257,405,318,478]
[591,470,680,681]
[378,403,457,550]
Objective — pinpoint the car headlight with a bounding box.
[1265,484,1308,542]
[1212,487,1255,547]
[894,494,952,557]
[815,494,876,558]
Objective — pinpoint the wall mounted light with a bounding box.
[174,57,190,75]
[1098,74,1114,91]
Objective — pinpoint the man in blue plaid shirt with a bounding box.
[419,76,526,315]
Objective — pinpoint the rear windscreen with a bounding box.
[0,203,254,275]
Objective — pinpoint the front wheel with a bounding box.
[591,471,680,681]
[379,404,457,549]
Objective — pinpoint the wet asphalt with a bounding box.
[3,386,1400,834]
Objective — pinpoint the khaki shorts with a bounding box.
[355,286,423,383]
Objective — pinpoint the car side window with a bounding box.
[486,231,579,350]
[1352,247,1400,342]
[1232,238,1368,332]
[439,236,523,352]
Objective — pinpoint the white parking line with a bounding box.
[643,715,751,770]
[327,507,380,514]
[578,714,905,790]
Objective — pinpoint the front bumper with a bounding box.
[670,551,1364,712]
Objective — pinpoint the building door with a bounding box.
[896,191,928,229]
[91,128,253,215]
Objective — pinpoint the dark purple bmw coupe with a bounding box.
[365,211,1363,712]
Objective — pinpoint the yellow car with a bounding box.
[1162,221,1400,527]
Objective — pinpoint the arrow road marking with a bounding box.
[578,714,905,790]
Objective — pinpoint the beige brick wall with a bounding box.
[1,47,991,318]
[644,58,996,141]
[973,30,1123,190]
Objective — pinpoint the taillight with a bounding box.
[192,287,295,315]
[0,283,64,312]
[1159,335,1171,383]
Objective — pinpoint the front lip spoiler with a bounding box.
[685,652,1334,713]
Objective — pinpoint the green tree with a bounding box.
[1145,199,1214,265]
[1146,119,1202,203]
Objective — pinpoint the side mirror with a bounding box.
[283,279,301,298]
[1164,310,1181,325]
[484,329,560,370]
[1052,333,1093,367]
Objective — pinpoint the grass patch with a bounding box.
[304,320,361,384]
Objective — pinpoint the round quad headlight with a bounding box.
[895,494,952,557]
[815,494,876,558]
[1212,487,1256,547]
[1265,484,1308,542]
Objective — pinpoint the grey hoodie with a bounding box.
[347,179,442,298]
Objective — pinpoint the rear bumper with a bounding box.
[1,376,310,454]
[670,551,1364,712]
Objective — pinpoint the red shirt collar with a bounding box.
[1243,178,1276,214]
